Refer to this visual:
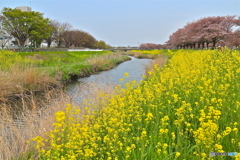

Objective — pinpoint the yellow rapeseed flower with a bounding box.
[175,152,181,158]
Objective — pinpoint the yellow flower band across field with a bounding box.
[30,49,240,160]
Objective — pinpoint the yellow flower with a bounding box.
[124,72,129,77]
[214,144,223,150]
[157,149,161,154]
[145,112,153,121]
[55,111,66,122]
[126,146,131,152]
[131,144,136,149]
[175,152,181,157]
[159,129,165,134]
[141,130,147,137]
[84,148,94,157]
[201,153,206,157]
[163,143,168,149]
[233,128,238,132]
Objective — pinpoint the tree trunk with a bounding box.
[201,42,205,49]
[198,43,201,49]
[19,39,26,47]
[47,40,51,48]
[212,38,217,48]
[57,40,62,47]
[18,36,28,47]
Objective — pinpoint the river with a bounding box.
[66,56,152,105]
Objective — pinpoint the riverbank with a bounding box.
[0,50,130,104]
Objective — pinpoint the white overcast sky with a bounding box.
[1,0,240,47]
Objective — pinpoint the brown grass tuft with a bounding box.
[0,88,67,159]
[145,54,168,76]
[0,64,59,102]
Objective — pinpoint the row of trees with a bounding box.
[44,20,108,48]
[0,7,108,49]
[166,16,240,49]
[139,43,163,50]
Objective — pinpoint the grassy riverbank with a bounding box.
[0,50,130,102]
[26,49,240,159]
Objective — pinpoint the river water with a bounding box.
[66,56,152,105]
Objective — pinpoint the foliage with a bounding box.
[1,7,52,47]
[62,30,97,48]
[166,16,240,49]
[29,49,240,159]
[96,40,109,49]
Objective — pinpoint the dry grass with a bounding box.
[126,51,157,59]
[0,87,76,159]
[145,54,168,76]
[0,91,61,159]
[0,63,62,159]
[85,52,130,71]
[125,51,168,76]
[0,64,59,102]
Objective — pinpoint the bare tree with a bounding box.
[55,22,72,47]
[44,20,60,48]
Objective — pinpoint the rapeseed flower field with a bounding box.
[30,49,240,159]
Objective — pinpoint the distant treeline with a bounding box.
[140,16,240,49]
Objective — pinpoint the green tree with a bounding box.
[1,7,51,47]
[96,40,108,49]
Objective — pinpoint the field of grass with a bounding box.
[26,49,240,159]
